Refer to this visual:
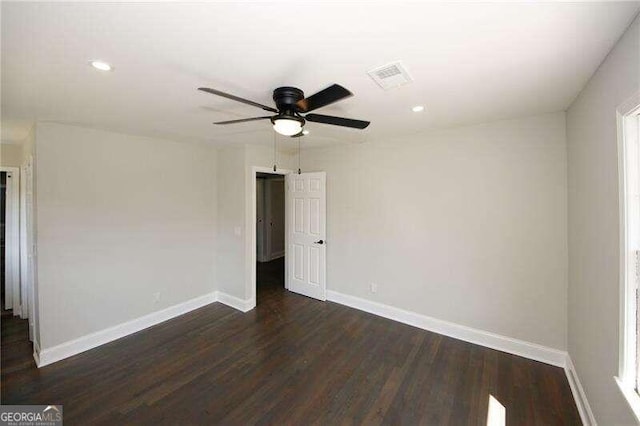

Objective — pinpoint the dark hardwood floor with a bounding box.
[1,258,580,425]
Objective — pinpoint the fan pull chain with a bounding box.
[273,131,277,172]
[298,137,301,174]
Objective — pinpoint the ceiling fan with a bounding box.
[197,84,370,137]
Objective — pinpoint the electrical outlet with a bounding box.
[369,283,378,294]
[234,226,242,237]
[153,292,161,304]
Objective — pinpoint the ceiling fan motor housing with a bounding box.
[272,86,306,125]
[273,87,304,112]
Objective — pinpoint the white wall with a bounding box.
[302,112,568,350]
[216,145,247,299]
[566,14,640,426]
[1,143,23,167]
[21,126,36,166]
[35,123,217,349]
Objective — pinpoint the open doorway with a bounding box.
[249,167,327,309]
[256,172,286,304]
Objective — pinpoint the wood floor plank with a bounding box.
[1,258,581,425]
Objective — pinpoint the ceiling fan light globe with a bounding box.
[273,118,303,136]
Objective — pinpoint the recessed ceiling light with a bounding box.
[90,60,113,71]
[412,105,424,113]
[302,130,310,135]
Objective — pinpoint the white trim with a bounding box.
[19,165,29,320]
[616,376,640,424]
[37,292,217,367]
[32,341,40,367]
[565,355,598,425]
[1,166,20,315]
[617,93,640,414]
[217,291,254,313]
[617,107,632,385]
[248,166,291,310]
[326,290,567,368]
[22,155,37,342]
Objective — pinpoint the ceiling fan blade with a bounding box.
[296,84,353,113]
[305,113,370,129]
[198,87,278,113]
[214,116,272,125]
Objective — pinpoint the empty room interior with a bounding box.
[1,2,640,424]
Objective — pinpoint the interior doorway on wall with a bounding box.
[250,167,326,308]
[256,172,286,304]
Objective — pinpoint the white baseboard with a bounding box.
[37,292,217,368]
[565,355,597,425]
[32,341,41,367]
[327,290,592,421]
[326,290,567,368]
[217,291,254,313]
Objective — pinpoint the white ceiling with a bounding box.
[2,2,639,148]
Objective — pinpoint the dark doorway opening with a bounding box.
[257,258,285,299]
[256,172,285,304]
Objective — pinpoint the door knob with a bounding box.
[314,240,324,245]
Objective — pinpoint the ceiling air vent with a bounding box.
[367,61,413,90]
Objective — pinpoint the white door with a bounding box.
[286,172,326,300]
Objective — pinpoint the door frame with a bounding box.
[1,166,20,315]
[19,164,28,320]
[20,155,37,342]
[249,166,292,309]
